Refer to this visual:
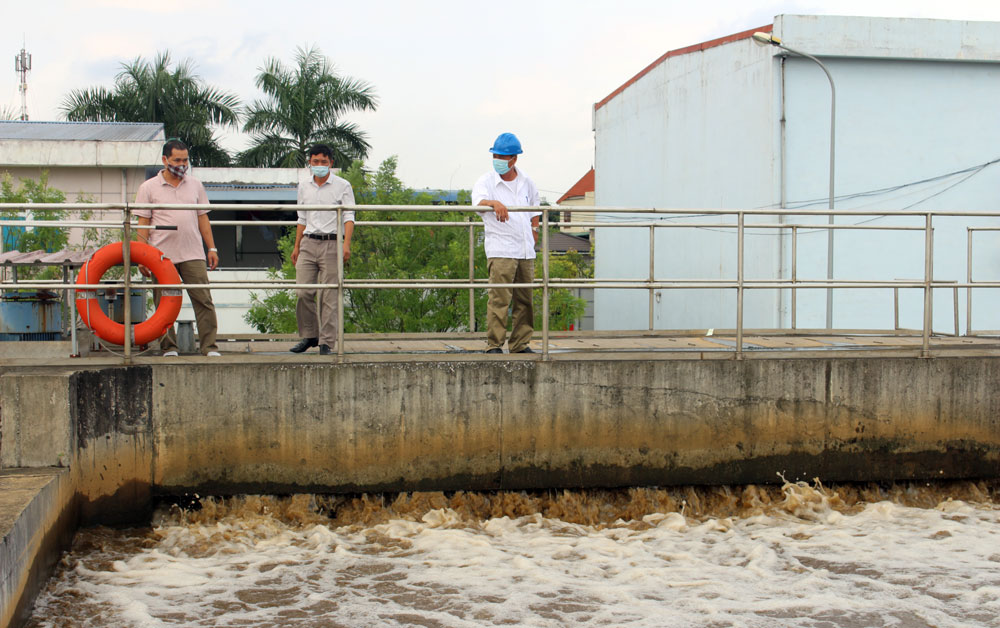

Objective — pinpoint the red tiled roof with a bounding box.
[594,24,772,112]
[557,168,595,204]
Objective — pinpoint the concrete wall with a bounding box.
[593,15,1000,333]
[4,358,999,498]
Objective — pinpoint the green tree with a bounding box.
[344,157,486,333]
[535,248,591,331]
[238,46,377,169]
[61,51,240,166]
[1,171,68,279]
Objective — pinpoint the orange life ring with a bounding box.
[75,241,183,346]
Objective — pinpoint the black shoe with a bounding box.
[290,337,318,353]
[485,347,503,354]
[514,346,535,353]
[319,344,333,355]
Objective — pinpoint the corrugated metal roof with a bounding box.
[0,249,95,266]
[0,121,165,142]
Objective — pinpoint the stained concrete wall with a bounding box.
[5,359,1000,499]
[0,469,75,628]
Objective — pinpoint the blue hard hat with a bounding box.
[489,132,523,155]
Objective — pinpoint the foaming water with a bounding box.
[27,481,1000,627]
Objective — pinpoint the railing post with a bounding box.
[648,225,655,331]
[542,206,550,360]
[791,225,797,330]
[123,207,132,365]
[966,227,973,336]
[922,213,933,358]
[468,220,475,332]
[953,286,959,337]
[337,207,344,361]
[736,211,744,360]
[894,287,900,331]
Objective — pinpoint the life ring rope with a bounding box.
[75,241,184,346]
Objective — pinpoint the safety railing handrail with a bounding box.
[2,202,996,362]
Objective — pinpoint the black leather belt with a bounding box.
[305,233,337,240]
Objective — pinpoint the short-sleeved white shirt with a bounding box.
[297,172,356,234]
[133,171,211,264]
[471,169,541,259]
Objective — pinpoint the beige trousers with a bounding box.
[155,259,218,354]
[295,237,340,347]
[487,257,534,352]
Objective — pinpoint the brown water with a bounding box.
[27,481,1000,627]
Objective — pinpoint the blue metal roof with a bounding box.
[0,121,165,142]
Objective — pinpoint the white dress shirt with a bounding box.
[471,169,541,259]
[297,172,356,234]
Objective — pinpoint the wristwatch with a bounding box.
[208,248,218,252]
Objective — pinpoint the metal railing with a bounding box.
[3,202,1000,363]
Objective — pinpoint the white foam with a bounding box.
[29,495,1000,627]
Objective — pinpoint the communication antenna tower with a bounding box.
[14,43,31,121]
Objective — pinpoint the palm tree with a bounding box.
[238,46,377,169]
[61,52,240,166]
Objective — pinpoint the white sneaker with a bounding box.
[206,351,221,357]
[162,351,179,357]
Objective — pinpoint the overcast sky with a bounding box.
[3,0,1000,199]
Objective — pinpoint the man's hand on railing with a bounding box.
[479,200,509,222]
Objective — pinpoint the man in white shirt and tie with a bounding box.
[471,133,541,354]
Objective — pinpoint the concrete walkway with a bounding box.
[3,330,1000,367]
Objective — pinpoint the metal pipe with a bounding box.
[337,208,344,361]
[922,214,933,357]
[791,226,797,330]
[542,207,550,360]
[967,227,973,336]
[648,225,655,331]
[894,287,900,331]
[10,202,1000,219]
[775,46,837,329]
[123,209,132,363]
[737,212,745,360]
[468,222,475,331]
[953,286,960,337]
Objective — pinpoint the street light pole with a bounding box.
[753,32,836,329]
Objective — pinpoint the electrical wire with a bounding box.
[594,156,1000,237]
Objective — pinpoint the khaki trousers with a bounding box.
[295,237,340,347]
[487,257,534,352]
[155,259,218,354]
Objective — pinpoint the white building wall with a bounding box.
[595,15,1000,333]
[594,32,780,330]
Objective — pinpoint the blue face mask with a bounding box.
[311,165,330,178]
[492,158,512,176]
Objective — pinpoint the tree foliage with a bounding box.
[61,51,240,166]
[1,171,68,279]
[238,46,377,169]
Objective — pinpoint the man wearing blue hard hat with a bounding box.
[472,132,542,354]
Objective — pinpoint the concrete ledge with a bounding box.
[0,468,75,628]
